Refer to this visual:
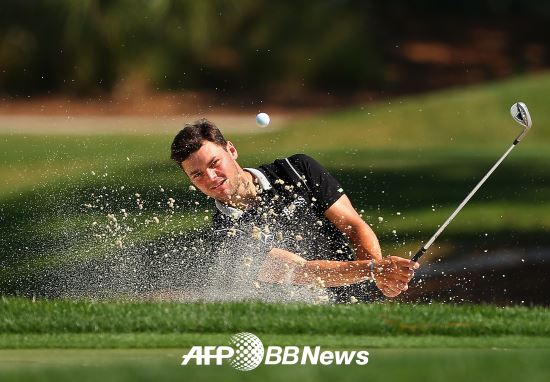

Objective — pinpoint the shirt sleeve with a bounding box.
[287,154,344,212]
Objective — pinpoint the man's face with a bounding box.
[181,140,243,202]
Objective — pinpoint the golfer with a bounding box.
[171,119,419,302]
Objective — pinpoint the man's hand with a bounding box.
[372,256,419,297]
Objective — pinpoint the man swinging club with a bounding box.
[171,119,419,302]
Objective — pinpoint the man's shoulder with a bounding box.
[260,153,316,174]
[287,153,313,162]
[257,154,332,192]
[280,153,315,165]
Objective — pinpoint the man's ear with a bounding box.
[226,141,238,160]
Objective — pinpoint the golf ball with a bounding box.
[256,112,270,127]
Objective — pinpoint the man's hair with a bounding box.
[170,118,228,163]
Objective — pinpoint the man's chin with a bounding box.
[211,189,234,203]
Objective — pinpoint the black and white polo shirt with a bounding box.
[212,154,354,262]
[209,154,381,302]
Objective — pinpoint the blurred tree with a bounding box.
[0,0,549,98]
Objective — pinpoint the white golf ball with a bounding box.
[255,112,270,127]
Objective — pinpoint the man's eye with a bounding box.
[193,173,202,179]
[211,160,219,167]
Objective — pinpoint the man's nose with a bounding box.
[206,168,217,180]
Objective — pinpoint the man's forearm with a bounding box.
[348,222,382,261]
[258,247,373,287]
[258,247,418,298]
[295,259,373,287]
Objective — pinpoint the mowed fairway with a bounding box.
[1,348,550,382]
[1,299,550,381]
[1,74,550,380]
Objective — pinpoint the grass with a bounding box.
[1,298,549,337]
[1,298,550,381]
[4,333,550,349]
[1,348,549,382]
[268,72,550,151]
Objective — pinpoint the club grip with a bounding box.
[411,247,426,262]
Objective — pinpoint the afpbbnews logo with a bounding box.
[181,332,369,371]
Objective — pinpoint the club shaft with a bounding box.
[412,142,517,262]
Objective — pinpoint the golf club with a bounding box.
[411,102,533,262]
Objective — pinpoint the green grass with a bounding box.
[4,333,550,349]
[2,298,549,337]
[266,72,550,151]
[1,298,550,381]
[1,348,549,382]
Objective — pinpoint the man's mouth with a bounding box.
[210,179,227,190]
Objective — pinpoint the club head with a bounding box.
[510,102,532,129]
[510,102,532,144]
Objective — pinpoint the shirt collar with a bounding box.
[214,168,272,218]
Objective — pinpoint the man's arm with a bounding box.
[324,194,382,261]
[258,247,418,296]
[280,155,418,297]
[323,194,421,297]
[258,247,371,287]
